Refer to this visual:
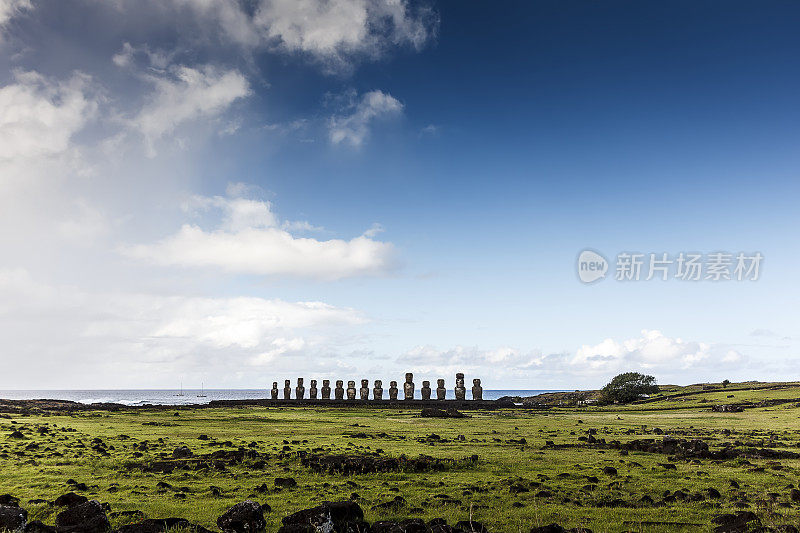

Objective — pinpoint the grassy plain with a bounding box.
[1,382,799,532]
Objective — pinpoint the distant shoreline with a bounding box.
[0,397,530,414]
[0,389,562,407]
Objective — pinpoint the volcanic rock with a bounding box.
[216,501,266,533]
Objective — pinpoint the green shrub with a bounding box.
[600,372,659,404]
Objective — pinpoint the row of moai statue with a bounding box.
[269,372,483,400]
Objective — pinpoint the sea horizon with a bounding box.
[0,388,565,406]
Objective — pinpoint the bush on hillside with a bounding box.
[600,372,659,404]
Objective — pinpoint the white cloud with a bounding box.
[0,70,98,161]
[144,296,363,349]
[401,345,528,369]
[749,328,777,337]
[0,268,366,388]
[0,0,31,37]
[249,337,308,365]
[418,123,439,137]
[122,187,397,280]
[572,330,716,371]
[102,0,436,72]
[129,64,250,156]
[397,331,749,388]
[397,344,570,383]
[254,0,436,68]
[182,193,279,232]
[56,200,109,243]
[329,89,403,146]
[170,0,260,47]
[722,350,743,363]
[112,42,175,70]
[282,220,325,233]
[362,222,384,238]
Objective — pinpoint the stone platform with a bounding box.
[207,398,514,410]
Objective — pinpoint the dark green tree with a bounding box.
[722,379,730,388]
[600,372,659,404]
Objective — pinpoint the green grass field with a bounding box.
[2,383,800,532]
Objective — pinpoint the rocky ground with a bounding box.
[1,381,800,532]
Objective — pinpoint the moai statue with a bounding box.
[373,380,383,400]
[472,378,483,401]
[421,380,432,400]
[309,379,318,399]
[335,380,345,400]
[295,378,305,400]
[322,379,332,400]
[454,373,466,401]
[346,380,357,400]
[360,379,370,400]
[404,372,415,400]
[436,379,446,400]
[283,379,291,400]
[270,382,279,400]
[389,380,399,400]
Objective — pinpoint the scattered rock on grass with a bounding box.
[217,501,266,533]
[420,408,466,419]
[0,495,20,507]
[55,500,110,533]
[277,501,366,533]
[0,504,28,531]
[172,446,193,459]
[25,520,56,533]
[711,511,759,533]
[530,525,593,533]
[115,517,212,533]
[371,519,427,533]
[302,453,476,475]
[711,405,744,413]
[371,496,406,511]
[454,520,488,532]
[53,494,88,508]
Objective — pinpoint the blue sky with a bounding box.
[0,0,798,389]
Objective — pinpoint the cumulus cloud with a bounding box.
[572,330,719,372]
[182,193,280,232]
[139,296,363,349]
[397,345,572,385]
[0,70,98,161]
[102,0,436,72]
[398,331,748,388]
[0,268,366,388]
[122,186,397,280]
[254,0,437,69]
[329,89,403,146]
[128,64,250,156]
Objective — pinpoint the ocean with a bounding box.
[0,389,559,406]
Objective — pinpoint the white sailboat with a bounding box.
[197,382,207,398]
[175,382,185,397]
